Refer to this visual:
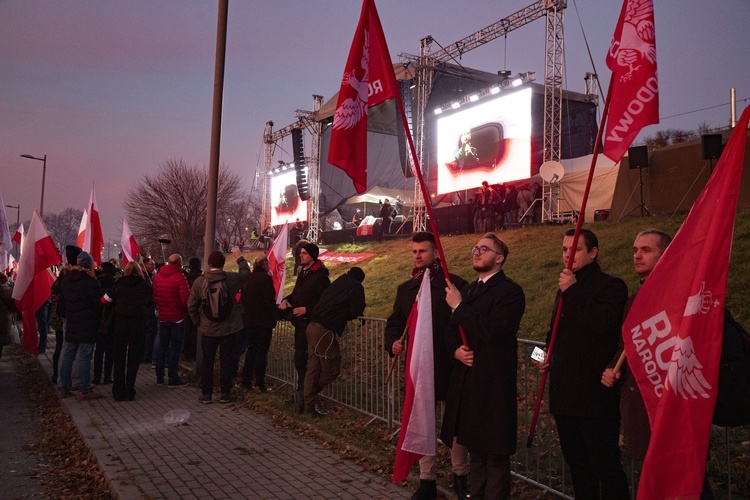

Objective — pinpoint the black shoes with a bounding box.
[411,479,437,500]
[168,379,188,388]
[454,474,470,499]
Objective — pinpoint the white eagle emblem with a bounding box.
[683,281,714,317]
[610,0,656,83]
[332,30,370,131]
[665,336,711,399]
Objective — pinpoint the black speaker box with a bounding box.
[628,145,649,170]
[702,134,723,160]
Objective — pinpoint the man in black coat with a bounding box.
[384,231,469,500]
[441,233,525,500]
[539,228,629,499]
[279,242,330,411]
[240,256,278,392]
[303,267,366,415]
[378,198,395,242]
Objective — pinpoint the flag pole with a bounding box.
[526,78,615,447]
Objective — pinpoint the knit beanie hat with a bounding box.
[77,251,94,269]
[65,245,83,266]
[207,250,225,269]
[302,243,319,261]
[348,267,365,283]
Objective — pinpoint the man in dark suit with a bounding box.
[441,233,525,499]
[384,232,469,500]
[539,228,629,499]
[378,198,395,242]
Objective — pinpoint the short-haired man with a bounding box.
[384,231,470,500]
[188,247,249,404]
[240,256,278,392]
[379,199,396,242]
[153,253,191,387]
[441,233,525,499]
[303,267,366,416]
[539,228,629,499]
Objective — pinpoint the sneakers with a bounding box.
[200,394,212,404]
[77,390,103,401]
[219,393,233,404]
[411,480,437,500]
[168,379,188,388]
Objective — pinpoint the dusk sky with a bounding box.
[2,0,748,241]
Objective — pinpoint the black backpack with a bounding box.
[712,309,750,427]
[200,278,233,322]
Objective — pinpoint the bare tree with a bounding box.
[44,208,83,250]
[124,159,251,261]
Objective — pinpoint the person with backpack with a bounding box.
[188,247,249,404]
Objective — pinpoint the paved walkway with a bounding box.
[39,352,409,499]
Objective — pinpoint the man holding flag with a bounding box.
[386,232,469,499]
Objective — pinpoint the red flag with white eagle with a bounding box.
[11,211,61,354]
[120,218,141,266]
[328,0,400,194]
[82,185,104,266]
[266,223,289,304]
[622,106,750,499]
[602,0,659,163]
[393,268,436,484]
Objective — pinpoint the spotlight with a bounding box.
[490,86,501,95]
[434,108,443,115]
[469,94,479,102]
[451,102,461,109]
[512,78,523,87]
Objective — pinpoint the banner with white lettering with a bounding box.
[623,106,749,499]
[602,0,659,163]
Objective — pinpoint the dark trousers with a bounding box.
[94,333,113,383]
[112,316,145,399]
[293,324,308,391]
[229,327,248,377]
[35,299,51,353]
[156,321,185,384]
[242,327,273,389]
[183,315,197,361]
[554,415,629,500]
[303,323,341,410]
[51,322,65,384]
[378,218,392,241]
[469,451,511,500]
[142,316,158,362]
[201,332,237,396]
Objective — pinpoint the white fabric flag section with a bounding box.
[0,191,12,272]
[267,223,289,304]
[401,268,436,455]
[76,209,88,248]
[120,218,141,265]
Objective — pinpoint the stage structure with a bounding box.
[399,0,568,228]
[262,95,324,243]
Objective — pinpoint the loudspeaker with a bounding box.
[702,134,723,160]
[628,145,649,169]
[291,128,309,201]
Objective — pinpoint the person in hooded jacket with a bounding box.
[59,252,105,401]
[93,261,117,385]
[101,261,153,401]
[153,254,190,387]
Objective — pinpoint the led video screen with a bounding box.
[436,87,532,194]
[270,169,307,226]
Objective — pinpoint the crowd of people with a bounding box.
[472,180,542,232]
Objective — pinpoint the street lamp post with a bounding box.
[19,154,47,218]
[4,203,20,255]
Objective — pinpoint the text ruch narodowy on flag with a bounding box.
[623,106,750,499]
[11,211,61,354]
[393,268,436,484]
[120,218,141,266]
[328,0,400,194]
[83,185,104,266]
[267,222,289,304]
[602,0,659,163]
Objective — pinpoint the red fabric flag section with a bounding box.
[602,0,659,163]
[120,218,141,266]
[328,0,400,194]
[12,223,25,247]
[11,211,61,354]
[393,269,436,484]
[623,106,750,499]
[84,185,104,266]
[267,223,289,304]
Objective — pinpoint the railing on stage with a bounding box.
[265,318,748,498]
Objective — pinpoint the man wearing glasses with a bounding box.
[441,233,526,500]
[384,231,469,500]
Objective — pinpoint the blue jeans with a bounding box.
[59,342,95,393]
[156,321,185,384]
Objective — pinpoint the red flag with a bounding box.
[12,223,25,247]
[267,223,289,304]
[328,0,400,194]
[11,211,61,354]
[622,106,750,499]
[393,269,436,484]
[83,185,104,266]
[76,210,87,249]
[602,0,659,163]
[120,218,141,266]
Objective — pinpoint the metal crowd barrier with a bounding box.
[265,318,748,498]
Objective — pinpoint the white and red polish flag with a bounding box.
[623,106,750,499]
[120,218,141,266]
[0,192,12,272]
[328,0,400,194]
[82,185,104,266]
[11,211,61,354]
[5,254,17,275]
[76,209,87,249]
[267,222,289,304]
[12,223,25,253]
[393,269,436,484]
[602,0,659,163]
